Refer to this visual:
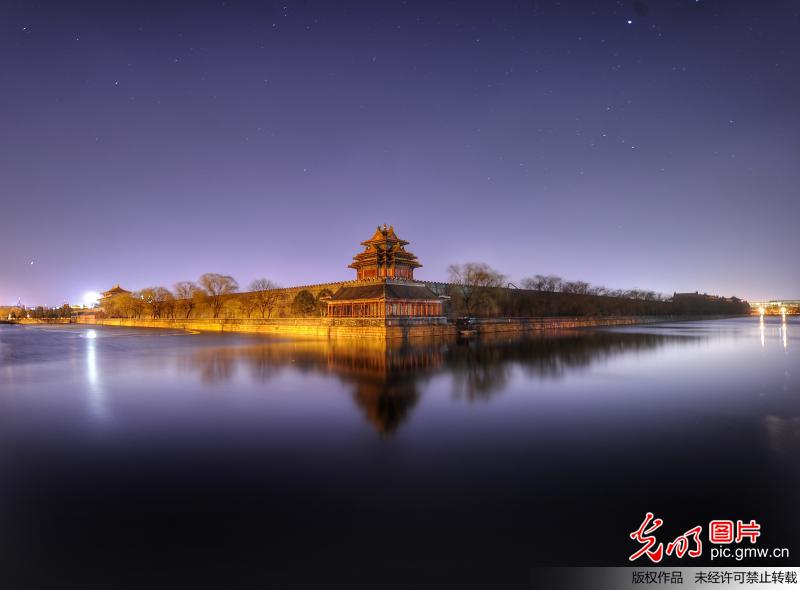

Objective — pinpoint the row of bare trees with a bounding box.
[444,262,737,318]
[520,274,667,301]
[447,263,507,317]
[104,273,284,320]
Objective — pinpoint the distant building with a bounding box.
[750,300,800,314]
[671,291,750,315]
[99,284,131,310]
[673,291,741,304]
[101,284,130,298]
[673,291,723,302]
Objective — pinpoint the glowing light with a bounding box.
[758,306,765,316]
[83,291,101,307]
[85,329,97,339]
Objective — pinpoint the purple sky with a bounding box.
[2,0,798,306]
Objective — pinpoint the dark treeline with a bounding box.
[5,304,72,319]
[447,288,751,318]
[445,263,750,318]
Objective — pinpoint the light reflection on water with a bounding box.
[0,317,798,585]
[84,330,110,423]
[782,317,789,350]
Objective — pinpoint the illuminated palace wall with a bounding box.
[96,226,751,322]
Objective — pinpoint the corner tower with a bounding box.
[349,225,421,281]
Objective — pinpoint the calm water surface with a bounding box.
[1,318,798,588]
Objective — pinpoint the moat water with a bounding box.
[1,318,798,587]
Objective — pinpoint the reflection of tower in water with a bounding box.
[184,331,682,435]
[326,340,445,435]
[349,379,419,435]
[185,338,447,435]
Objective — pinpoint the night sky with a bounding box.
[2,0,798,306]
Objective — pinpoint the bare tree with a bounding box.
[447,262,506,317]
[521,274,563,292]
[140,286,172,318]
[120,292,145,318]
[561,280,591,295]
[198,273,239,319]
[249,278,284,319]
[174,281,201,318]
[521,275,542,291]
[523,274,668,303]
[238,293,258,318]
[102,295,124,318]
[162,291,176,319]
[114,293,131,317]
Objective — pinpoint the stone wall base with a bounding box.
[52,315,700,339]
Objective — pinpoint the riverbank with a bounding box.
[14,318,72,324]
[12,315,738,339]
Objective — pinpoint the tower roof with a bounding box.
[361,224,408,247]
[349,224,421,278]
[101,284,130,297]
